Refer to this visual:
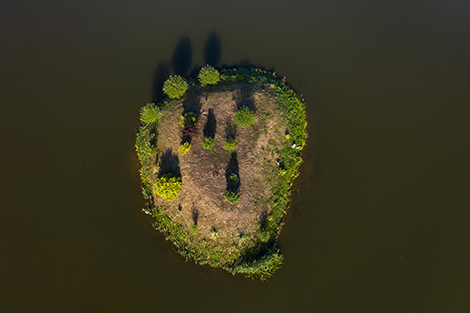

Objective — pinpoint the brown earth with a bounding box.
[154,84,289,249]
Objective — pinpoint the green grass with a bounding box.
[163,75,188,99]
[223,138,237,151]
[224,190,240,204]
[235,106,256,127]
[228,173,239,184]
[202,137,215,149]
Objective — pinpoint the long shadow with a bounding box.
[233,85,256,112]
[225,152,240,192]
[171,36,193,76]
[225,120,237,140]
[203,108,217,138]
[151,61,170,101]
[191,204,199,226]
[203,31,222,67]
[158,149,181,177]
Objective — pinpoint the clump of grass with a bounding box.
[140,103,161,124]
[223,138,237,151]
[228,173,239,184]
[235,106,256,127]
[163,75,188,99]
[198,65,220,86]
[224,190,240,204]
[153,174,182,201]
[190,224,198,233]
[179,142,191,155]
[210,228,218,239]
[202,137,215,149]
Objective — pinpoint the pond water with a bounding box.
[1,1,470,312]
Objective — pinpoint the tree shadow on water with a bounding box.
[151,61,170,101]
[171,36,193,76]
[203,108,217,138]
[158,149,181,177]
[203,31,222,67]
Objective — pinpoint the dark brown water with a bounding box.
[1,1,470,312]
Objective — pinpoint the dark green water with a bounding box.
[1,1,470,312]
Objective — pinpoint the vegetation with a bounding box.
[140,103,160,123]
[179,142,191,155]
[228,173,239,184]
[163,75,188,99]
[201,137,215,149]
[198,65,220,86]
[136,66,307,280]
[223,138,237,151]
[224,190,240,204]
[153,174,182,201]
[235,106,256,127]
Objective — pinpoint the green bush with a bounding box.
[223,138,237,151]
[235,106,256,127]
[179,112,199,127]
[179,142,191,155]
[228,173,239,184]
[153,174,182,201]
[140,103,160,124]
[202,137,215,149]
[163,75,188,99]
[224,190,240,204]
[198,65,220,87]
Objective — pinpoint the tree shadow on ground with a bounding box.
[225,121,237,140]
[203,31,222,67]
[182,95,202,115]
[203,108,217,138]
[191,204,199,226]
[233,85,255,111]
[158,149,181,177]
[151,61,170,101]
[259,211,268,231]
[171,36,193,76]
[225,152,240,191]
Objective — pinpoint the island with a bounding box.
[135,66,307,280]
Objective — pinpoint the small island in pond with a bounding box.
[135,66,307,280]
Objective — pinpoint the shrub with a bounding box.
[140,103,160,124]
[190,224,198,233]
[198,65,220,86]
[223,138,237,151]
[179,112,199,127]
[179,142,191,155]
[235,106,256,127]
[163,75,188,99]
[153,174,182,201]
[224,190,240,204]
[228,173,239,184]
[202,137,215,149]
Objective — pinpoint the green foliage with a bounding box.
[229,173,239,184]
[230,251,284,281]
[140,103,161,124]
[163,75,188,99]
[223,138,237,151]
[179,142,191,155]
[190,224,198,233]
[135,125,155,162]
[224,190,240,204]
[235,106,256,127]
[198,65,220,86]
[153,174,182,201]
[179,112,199,127]
[202,137,215,149]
